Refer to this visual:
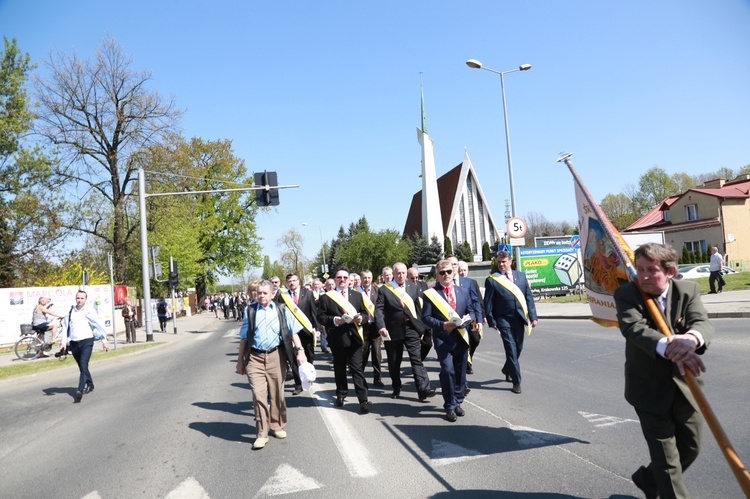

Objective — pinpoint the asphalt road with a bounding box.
[0,317,747,498]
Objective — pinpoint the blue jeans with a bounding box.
[70,337,95,392]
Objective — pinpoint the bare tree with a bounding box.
[278,228,306,277]
[33,36,182,282]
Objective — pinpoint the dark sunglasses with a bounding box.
[438,269,453,275]
[336,275,349,279]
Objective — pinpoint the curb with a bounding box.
[539,312,750,320]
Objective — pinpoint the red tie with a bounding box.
[341,290,346,298]
[506,272,513,283]
[293,290,298,305]
[446,285,456,310]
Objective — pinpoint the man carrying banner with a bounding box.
[483,249,537,395]
[614,242,713,499]
[317,266,373,413]
[421,259,478,422]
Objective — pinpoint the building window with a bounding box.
[466,176,476,252]
[685,204,698,221]
[684,240,707,255]
[663,210,671,222]
[478,197,487,245]
[459,195,468,244]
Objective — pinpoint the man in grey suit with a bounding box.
[615,242,713,499]
[483,250,537,394]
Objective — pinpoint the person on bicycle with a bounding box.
[32,297,64,347]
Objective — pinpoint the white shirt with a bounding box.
[62,306,108,346]
[709,252,723,272]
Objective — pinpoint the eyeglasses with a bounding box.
[336,275,349,280]
[438,269,453,275]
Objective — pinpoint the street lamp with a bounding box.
[302,223,327,277]
[465,59,531,222]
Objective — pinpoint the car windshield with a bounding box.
[678,266,698,273]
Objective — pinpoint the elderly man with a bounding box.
[317,267,373,413]
[421,259,478,421]
[375,262,435,401]
[484,250,537,394]
[615,243,713,498]
[236,280,306,450]
[358,269,384,387]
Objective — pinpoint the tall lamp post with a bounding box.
[466,59,531,264]
[302,223,327,278]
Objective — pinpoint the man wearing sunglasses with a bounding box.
[317,267,373,413]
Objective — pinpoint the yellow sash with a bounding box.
[279,291,315,339]
[490,274,532,336]
[325,290,364,342]
[384,283,417,319]
[423,288,470,346]
[352,288,375,317]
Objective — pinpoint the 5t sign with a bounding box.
[506,217,528,238]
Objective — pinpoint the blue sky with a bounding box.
[3,0,749,271]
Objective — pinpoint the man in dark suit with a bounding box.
[359,270,384,387]
[614,242,713,499]
[317,266,373,414]
[421,259,478,422]
[483,250,537,394]
[447,256,484,385]
[407,266,432,361]
[375,262,436,401]
[457,260,485,375]
[276,273,319,395]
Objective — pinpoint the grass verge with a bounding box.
[0,342,163,380]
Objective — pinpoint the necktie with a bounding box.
[506,272,513,283]
[293,290,298,305]
[446,286,456,310]
[341,290,346,299]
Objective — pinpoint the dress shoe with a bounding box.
[464,387,471,395]
[512,383,522,394]
[466,365,474,375]
[84,384,94,394]
[54,349,67,358]
[271,429,287,439]
[252,437,269,450]
[334,396,345,407]
[454,405,465,417]
[445,410,457,422]
[631,466,658,499]
[418,388,437,401]
[285,371,293,381]
[292,385,303,395]
[74,390,83,402]
[506,374,512,383]
[374,379,385,387]
[391,389,401,399]
[359,400,372,414]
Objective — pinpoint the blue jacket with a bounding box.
[421,283,477,351]
[483,271,537,329]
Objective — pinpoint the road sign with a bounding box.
[570,235,581,248]
[506,217,528,238]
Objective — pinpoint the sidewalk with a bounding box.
[1,311,233,369]
[535,288,750,319]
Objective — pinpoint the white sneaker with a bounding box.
[252,437,269,449]
[272,429,287,439]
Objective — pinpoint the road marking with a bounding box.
[81,492,102,499]
[194,334,211,341]
[579,411,638,428]
[312,384,378,478]
[165,477,210,498]
[254,464,322,497]
[430,439,486,466]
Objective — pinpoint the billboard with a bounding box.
[519,247,583,293]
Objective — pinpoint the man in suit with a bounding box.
[458,260,485,375]
[317,266,373,414]
[359,269,384,387]
[375,262,436,401]
[483,250,537,394]
[447,256,483,387]
[407,267,432,361]
[614,242,713,499]
[421,259,478,421]
[277,272,319,395]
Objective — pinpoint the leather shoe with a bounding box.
[359,400,372,414]
[84,384,94,394]
[418,388,437,401]
[390,389,401,399]
[292,385,303,395]
[631,466,658,499]
[511,383,522,394]
[445,410,457,422]
[252,437,269,450]
[464,387,471,395]
[74,390,83,402]
[334,396,345,407]
[374,379,385,387]
[455,406,465,417]
[466,365,474,375]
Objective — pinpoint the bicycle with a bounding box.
[15,318,65,361]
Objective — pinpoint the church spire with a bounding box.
[420,72,428,134]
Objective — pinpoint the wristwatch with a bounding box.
[295,347,304,352]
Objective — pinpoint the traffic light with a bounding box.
[254,171,279,206]
[169,260,178,289]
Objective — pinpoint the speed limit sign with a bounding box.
[506,217,527,238]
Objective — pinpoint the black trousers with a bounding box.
[384,327,431,394]
[420,330,433,361]
[468,329,481,363]
[362,330,382,381]
[332,344,368,402]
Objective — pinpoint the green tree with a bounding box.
[443,236,453,256]
[426,235,443,263]
[278,228,305,277]
[408,235,430,265]
[600,193,639,230]
[0,38,61,286]
[455,241,473,262]
[481,241,492,262]
[34,36,182,283]
[633,167,678,213]
[336,229,410,273]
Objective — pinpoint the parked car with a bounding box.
[674,265,737,280]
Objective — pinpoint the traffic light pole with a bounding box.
[170,255,177,335]
[137,167,298,342]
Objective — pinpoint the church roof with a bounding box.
[403,162,462,239]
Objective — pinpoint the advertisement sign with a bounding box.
[0,285,114,346]
[519,247,583,293]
